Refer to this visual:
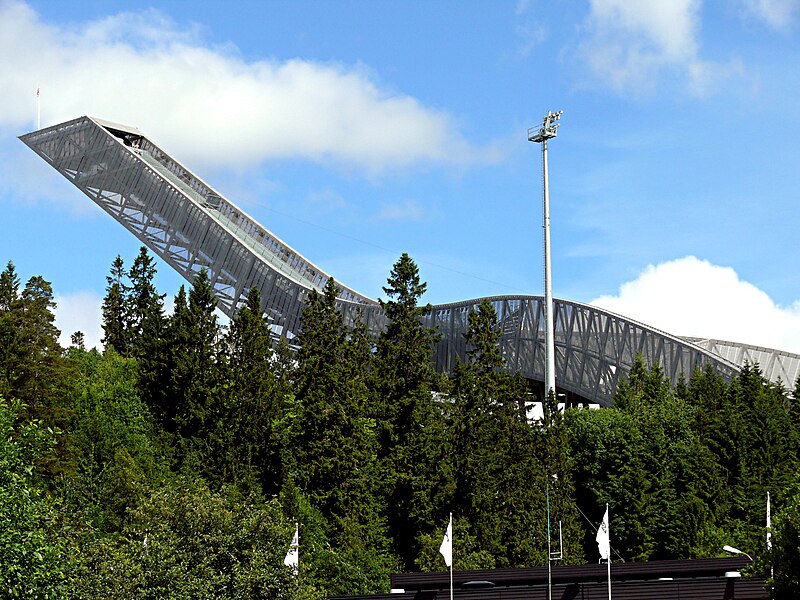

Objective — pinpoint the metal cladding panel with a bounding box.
[20,117,797,405]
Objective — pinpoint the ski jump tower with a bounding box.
[22,116,799,405]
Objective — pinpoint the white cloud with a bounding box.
[376,199,424,221]
[0,1,498,175]
[590,256,800,354]
[576,0,739,96]
[54,290,104,350]
[742,0,798,30]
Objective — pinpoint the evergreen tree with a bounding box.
[128,249,169,422]
[101,256,130,355]
[375,254,445,569]
[70,331,86,350]
[0,261,22,400]
[788,375,800,456]
[217,287,281,493]
[293,279,382,548]
[167,270,221,442]
[610,359,727,559]
[127,247,166,356]
[450,299,547,567]
[728,364,797,555]
[14,276,63,416]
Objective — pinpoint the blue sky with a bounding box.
[1,0,799,353]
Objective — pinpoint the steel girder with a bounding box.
[21,116,792,406]
[684,338,800,389]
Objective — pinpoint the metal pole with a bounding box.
[450,512,453,600]
[767,492,773,582]
[546,481,552,600]
[541,138,556,397]
[607,505,611,600]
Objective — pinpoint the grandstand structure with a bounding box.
[20,116,800,406]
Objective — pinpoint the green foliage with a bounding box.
[450,300,550,567]
[376,254,447,569]
[214,286,282,493]
[0,397,72,598]
[101,255,130,355]
[168,270,221,441]
[68,349,161,531]
[566,406,653,560]
[770,474,800,598]
[416,516,496,571]
[6,274,64,414]
[72,478,302,599]
[0,261,21,400]
[293,279,386,556]
[5,252,798,596]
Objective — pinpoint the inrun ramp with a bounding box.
[21,116,799,405]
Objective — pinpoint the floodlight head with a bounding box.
[528,109,563,143]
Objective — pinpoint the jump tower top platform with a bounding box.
[20,116,800,406]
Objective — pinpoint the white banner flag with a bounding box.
[767,492,772,551]
[439,515,452,568]
[596,505,610,561]
[284,523,299,574]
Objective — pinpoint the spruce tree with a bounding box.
[375,253,445,569]
[219,287,281,493]
[451,299,547,567]
[167,270,221,441]
[127,249,169,421]
[101,256,130,355]
[14,276,63,415]
[0,262,21,399]
[127,247,166,356]
[293,279,380,546]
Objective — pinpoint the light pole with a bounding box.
[723,545,753,561]
[545,474,563,600]
[528,110,562,399]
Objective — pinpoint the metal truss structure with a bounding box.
[684,338,800,389]
[20,116,799,406]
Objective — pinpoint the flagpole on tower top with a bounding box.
[36,86,41,130]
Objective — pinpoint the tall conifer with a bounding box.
[220,287,281,492]
[101,256,130,355]
[375,254,445,569]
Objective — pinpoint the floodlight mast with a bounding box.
[528,110,562,399]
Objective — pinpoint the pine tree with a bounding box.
[789,375,800,447]
[0,261,20,310]
[376,253,439,449]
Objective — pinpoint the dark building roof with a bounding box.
[330,558,767,600]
